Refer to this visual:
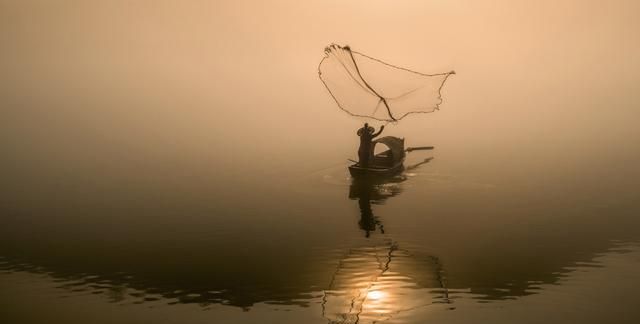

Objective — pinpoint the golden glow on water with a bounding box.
[321,239,448,323]
[366,290,385,301]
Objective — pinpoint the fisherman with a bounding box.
[357,123,384,168]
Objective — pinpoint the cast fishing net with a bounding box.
[318,44,455,122]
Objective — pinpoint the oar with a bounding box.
[405,146,434,152]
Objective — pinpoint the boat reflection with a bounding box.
[349,158,433,237]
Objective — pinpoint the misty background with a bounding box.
[2,0,639,246]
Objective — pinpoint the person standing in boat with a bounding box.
[357,123,384,168]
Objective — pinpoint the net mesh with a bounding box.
[318,44,455,122]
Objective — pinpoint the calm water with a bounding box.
[2,149,640,323]
[2,1,640,323]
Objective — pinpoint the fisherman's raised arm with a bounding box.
[372,125,385,138]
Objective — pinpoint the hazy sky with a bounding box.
[2,0,639,182]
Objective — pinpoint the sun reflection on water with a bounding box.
[321,239,449,323]
[366,290,385,301]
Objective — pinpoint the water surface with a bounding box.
[2,1,640,323]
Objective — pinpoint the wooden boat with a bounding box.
[348,161,405,177]
[349,136,406,177]
[348,136,435,177]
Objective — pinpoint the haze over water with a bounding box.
[2,1,640,323]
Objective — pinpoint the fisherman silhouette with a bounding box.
[356,123,384,168]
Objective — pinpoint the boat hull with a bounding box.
[348,160,405,177]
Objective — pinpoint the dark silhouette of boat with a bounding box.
[348,136,433,177]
